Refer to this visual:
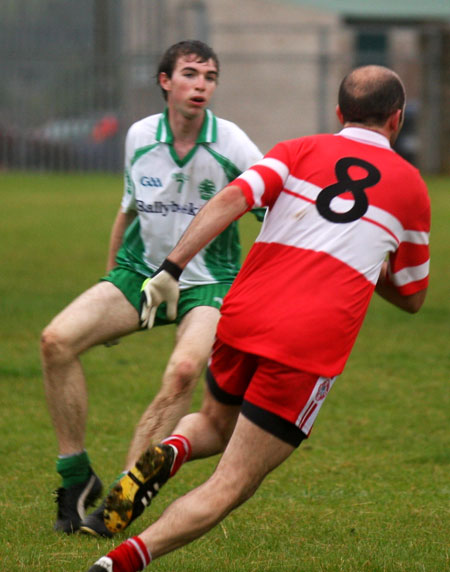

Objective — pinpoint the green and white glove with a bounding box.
[139,259,182,329]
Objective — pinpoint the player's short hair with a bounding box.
[338,65,405,126]
[157,40,220,100]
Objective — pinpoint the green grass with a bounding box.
[0,173,448,571]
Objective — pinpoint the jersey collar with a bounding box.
[337,127,391,149]
[156,108,218,144]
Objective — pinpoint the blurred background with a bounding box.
[0,0,449,174]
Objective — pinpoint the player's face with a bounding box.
[161,54,218,119]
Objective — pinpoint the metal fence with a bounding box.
[1,0,152,172]
[0,0,447,172]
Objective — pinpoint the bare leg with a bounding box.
[125,306,220,469]
[172,387,241,459]
[41,281,139,455]
[139,414,295,559]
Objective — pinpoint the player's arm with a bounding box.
[140,185,249,328]
[170,184,249,269]
[375,261,427,314]
[106,207,137,272]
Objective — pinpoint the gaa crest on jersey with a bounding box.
[315,378,331,402]
[140,176,163,188]
[199,179,216,200]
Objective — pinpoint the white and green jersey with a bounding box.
[116,109,263,289]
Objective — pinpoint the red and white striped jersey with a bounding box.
[216,128,430,376]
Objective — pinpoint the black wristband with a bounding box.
[155,258,183,281]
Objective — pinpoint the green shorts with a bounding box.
[101,266,232,327]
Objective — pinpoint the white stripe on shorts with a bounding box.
[296,375,337,435]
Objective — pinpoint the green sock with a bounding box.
[113,471,127,485]
[108,471,127,492]
[57,451,91,489]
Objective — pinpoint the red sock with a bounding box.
[103,536,151,571]
[161,434,192,477]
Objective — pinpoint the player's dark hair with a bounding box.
[338,66,405,126]
[157,40,220,100]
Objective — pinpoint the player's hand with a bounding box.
[139,262,181,329]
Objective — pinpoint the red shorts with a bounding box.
[207,339,337,447]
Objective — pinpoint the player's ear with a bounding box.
[389,108,403,133]
[336,105,345,125]
[159,72,171,92]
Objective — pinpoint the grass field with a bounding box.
[0,172,448,572]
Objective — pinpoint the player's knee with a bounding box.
[171,358,201,392]
[40,325,73,365]
[199,396,238,451]
[230,476,259,506]
[206,414,234,452]
[210,472,258,512]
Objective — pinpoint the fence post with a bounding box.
[421,26,443,173]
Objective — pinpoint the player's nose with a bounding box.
[195,74,206,90]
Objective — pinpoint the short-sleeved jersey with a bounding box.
[116,108,262,288]
[217,127,430,376]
